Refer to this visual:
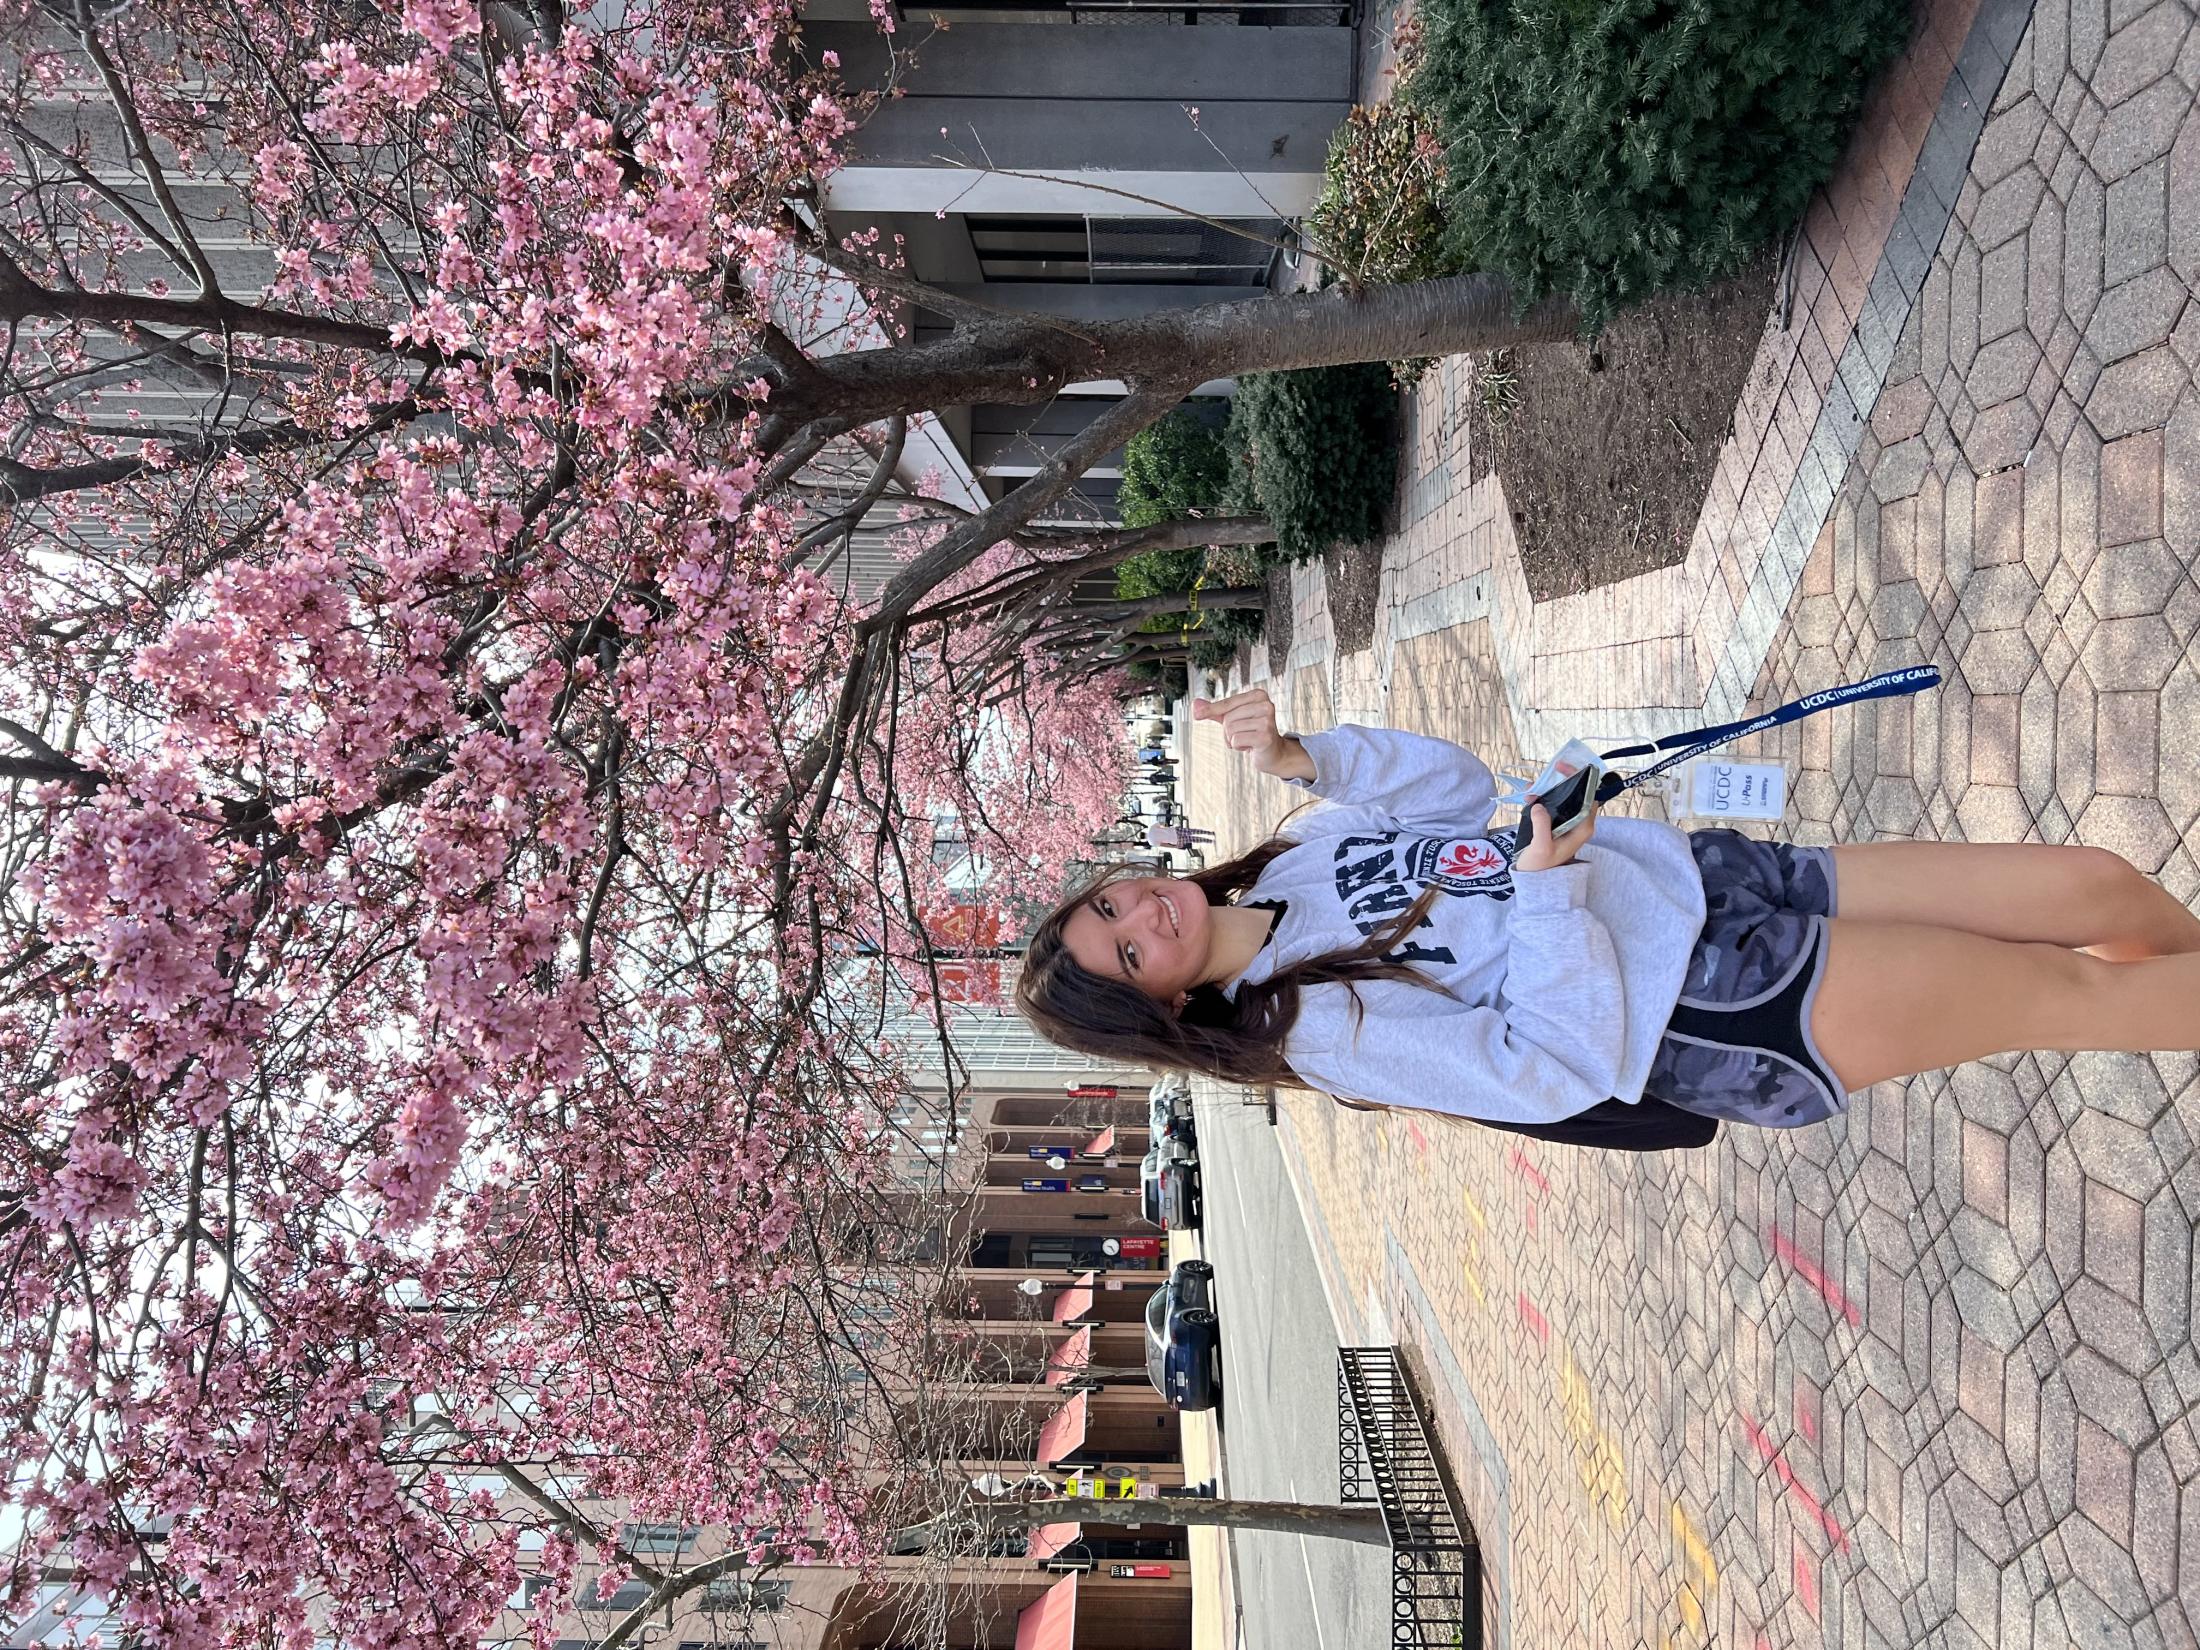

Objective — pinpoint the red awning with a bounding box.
[1051,1273,1097,1324]
[1034,1391,1089,1467]
[1081,1126,1115,1159]
[1028,1522,1082,1563]
[1043,1326,1092,1387]
[1014,1572,1079,1650]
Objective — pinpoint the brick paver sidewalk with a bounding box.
[1184,2,2200,1646]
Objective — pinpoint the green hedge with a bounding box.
[1412,0,1911,331]
[1225,363,1399,562]
[1125,658,1191,698]
[1115,407,1226,604]
[1113,406,1271,660]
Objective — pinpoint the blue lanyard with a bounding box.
[1593,665,1943,802]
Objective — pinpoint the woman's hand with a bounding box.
[1192,688,1315,782]
[1514,798,1598,872]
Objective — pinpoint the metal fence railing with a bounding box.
[1338,1347,1480,1649]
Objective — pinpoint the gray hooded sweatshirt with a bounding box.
[1222,724,1708,1125]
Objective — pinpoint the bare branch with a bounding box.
[70,3,223,296]
[789,413,906,570]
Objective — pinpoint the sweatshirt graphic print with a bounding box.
[1223,724,1708,1126]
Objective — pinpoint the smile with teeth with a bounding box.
[1157,892,1180,936]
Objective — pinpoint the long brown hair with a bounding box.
[1014,835,1450,1088]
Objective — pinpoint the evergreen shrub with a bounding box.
[1125,658,1190,699]
[1226,363,1400,562]
[1412,0,1911,330]
[1190,634,1242,671]
[1113,405,1271,652]
[1115,407,1228,603]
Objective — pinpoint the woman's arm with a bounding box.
[1193,688,1598,864]
[1194,689,1500,836]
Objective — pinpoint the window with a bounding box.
[963,215,1281,288]
[703,1577,791,1612]
[623,1523,700,1555]
[578,1581,653,1611]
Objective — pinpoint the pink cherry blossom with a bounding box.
[0,1,1139,1643]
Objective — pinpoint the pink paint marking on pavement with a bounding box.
[1744,1417,1852,1553]
[1403,1117,1430,1158]
[1793,1545,1821,1621]
[1508,1146,1550,1197]
[1517,1292,1549,1345]
[1770,1227,1862,1326]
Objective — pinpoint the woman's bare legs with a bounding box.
[1809,916,2200,1091]
[1830,841,2200,960]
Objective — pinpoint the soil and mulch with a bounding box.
[1465,252,1781,602]
[1251,539,1379,682]
[1321,539,1384,656]
[1242,252,1777,678]
[1261,556,1294,679]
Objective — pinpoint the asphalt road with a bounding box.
[1191,1086,1391,1650]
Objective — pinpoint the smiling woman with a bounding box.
[1056,877,1270,1011]
[1014,688,2200,1155]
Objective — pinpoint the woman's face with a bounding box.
[1057,876,1212,1007]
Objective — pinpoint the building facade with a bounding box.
[792,0,1361,598]
[500,1047,1196,1650]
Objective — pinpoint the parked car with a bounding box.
[1144,1260,1219,1412]
[1139,1134,1199,1230]
[1147,1077,1195,1144]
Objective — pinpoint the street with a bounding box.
[1190,1084,1391,1650]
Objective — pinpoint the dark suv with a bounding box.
[1143,1260,1219,1411]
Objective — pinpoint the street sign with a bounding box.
[1061,1471,1139,1500]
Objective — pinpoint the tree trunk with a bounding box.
[1050,587,1267,630]
[589,1493,1394,1650]
[788,274,1577,428]
[908,519,1273,628]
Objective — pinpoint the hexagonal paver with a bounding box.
[2092,79,2189,182]
[2092,4,2193,107]
[2077,793,2181,871]
[2164,391,2200,557]
[2087,344,2189,437]
[2099,428,2166,543]
[2084,266,2190,363]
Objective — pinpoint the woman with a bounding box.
[1147,821,1217,851]
[1015,689,2200,1152]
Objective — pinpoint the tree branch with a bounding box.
[0,399,421,506]
[0,256,439,360]
[71,3,223,296]
[789,412,905,569]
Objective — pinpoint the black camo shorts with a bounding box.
[1643,830,1848,1130]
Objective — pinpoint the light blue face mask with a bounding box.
[1495,739,1608,849]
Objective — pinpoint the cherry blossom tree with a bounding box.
[0,0,1571,1641]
